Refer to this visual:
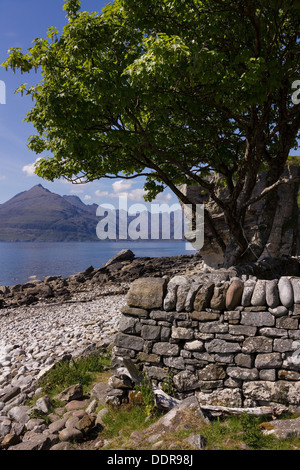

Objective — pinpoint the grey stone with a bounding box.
[141,325,161,340]
[235,353,253,368]
[226,279,244,310]
[185,281,202,312]
[241,279,256,307]
[119,315,139,334]
[8,434,58,451]
[48,417,68,434]
[176,277,192,312]
[126,277,167,310]
[184,340,204,351]
[261,416,300,439]
[291,278,300,304]
[273,338,295,352]
[214,353,234,363]
[242,380,300,406]
[224,310,241,323]
[171,326,194,340]
[268,306,288,317]
[193,282,214,311]
[206,339,241,353]
[103,249,135,266]
[266,279,280,308]
[137,352,160,363]
[163,356,186,369]
[278,277,294,308]
[210,282,229,311]
[251,280,266,306]
[163,275,186,311]
[56,384,83,403]
[227,367,259,381]
[242,336,273,354]
[145,366,168,381]
[259,327,288,337]
[59,427,83,442]
[0,418,11,437]
[259,369,276,381]
[255,353,282,369]
[114,332,144,351]
[150,310,174,322]
[185,433,207,450]
[121,305,149,318]
[160,326,171,341]
[7,406,30,425]
[0,387,21,404]
[241,311,275,327]
[115,358,143,383]
[173,370,199,392]
[199,322,228,334]
[198,364,226,380]
[152,342,180,357]
[276,317,298,330]
[34,395,51,414]
[196,388,243,407]
[228,324,257,336]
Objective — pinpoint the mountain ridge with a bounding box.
[0,185,99,242]
[0,185,185,242]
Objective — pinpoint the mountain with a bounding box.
[0,185,99,242]
[0,185,185,242]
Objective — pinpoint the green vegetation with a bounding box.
[38,351,111,396]
[25,351,300,451]
[100,405,163,450]
[92,404,300,450]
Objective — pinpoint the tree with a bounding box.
[3,0,300,267]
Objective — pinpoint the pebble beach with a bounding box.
[0,284,127,396]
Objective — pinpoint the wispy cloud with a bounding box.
[22,157,42,176]
[95,180,147,202]
[94,179,174,205]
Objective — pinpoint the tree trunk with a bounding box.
[179,166,300,268]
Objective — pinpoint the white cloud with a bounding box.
[94,180,147,202]
[112,180,147,201]
[112,180,133,194]
[70,188,84,194]
[95,190,109,197]
[153,193,173,204]
[22,158,42,176]
[83,194,92,201]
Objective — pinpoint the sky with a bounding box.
[0,0,176,209]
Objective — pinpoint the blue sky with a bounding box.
[0,0,176,209]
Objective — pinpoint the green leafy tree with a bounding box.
[3,0,300,266]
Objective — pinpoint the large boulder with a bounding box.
[126,277,167,310]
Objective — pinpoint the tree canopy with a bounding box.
[2,0,300,266]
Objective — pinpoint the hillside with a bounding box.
[0,185,185,242]
[0,185,99,242]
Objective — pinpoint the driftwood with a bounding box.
[153,386,181,410]
[199,404,287,420]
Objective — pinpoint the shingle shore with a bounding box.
[0,284,127,397]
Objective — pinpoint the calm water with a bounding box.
[0,241,196,286]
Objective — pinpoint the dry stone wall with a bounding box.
[109,269,300,410]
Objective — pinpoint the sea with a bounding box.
[0,241,196,287]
